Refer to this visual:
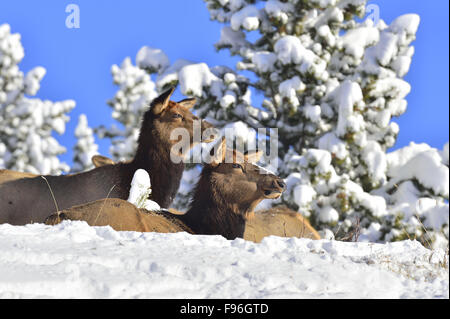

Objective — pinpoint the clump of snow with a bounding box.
[293,184,316,208]
[360,222,383,242]
[334,80,364,137]
[362,141,387,185]
[0,222,447,298]
[143,199,161,212]
[178,63,219,97]
[387,144,449,198]
[136,46,170,73]
[339,26,379,60]
[24,67,46,96]
[223,121,257,149]
[318,206,339,224]
[279,76,305,108]
[155,59,193,90]
[127,169,160,211]
[389,14,420,37]
[303,104,321,123]
[416,198,449,231]
[128,169,151,205]
[215,26,248,53]
[252,51,277,73]
[220,90,237,108]
[230,5,261,31]
[304,149,332,175]
[318,132,348,160]
[265,0,293,23]
[274,36,324,76]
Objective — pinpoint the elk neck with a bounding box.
[132,119,184,208]
[177,169,247,240]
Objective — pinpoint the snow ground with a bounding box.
[0,221,447,299]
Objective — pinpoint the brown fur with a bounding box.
[45,138,286,240]
[91,155,115,168]
[0,170,38,184]
[0,155,114,185]
[45,198,193,233]
[0,88,215,225]
[244,206,321,242]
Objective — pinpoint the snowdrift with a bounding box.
[0,221,447,299]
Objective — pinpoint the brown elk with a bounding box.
[0,88,216,225]
[45,137,287,240]
[83,156,321,241]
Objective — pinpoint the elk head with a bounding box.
[136,87,216,162]
[205,137,286,218]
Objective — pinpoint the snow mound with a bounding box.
[127,169,160,211]
[0,222,447,298]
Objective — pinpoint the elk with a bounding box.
[45,137,287,240]
[81,156,321,241]
[0,88,216,225]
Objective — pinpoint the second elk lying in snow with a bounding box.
[45,138,287,240]
[0,88,216,225]
[86,156,321,241]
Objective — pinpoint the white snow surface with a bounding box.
[0,222,447,299]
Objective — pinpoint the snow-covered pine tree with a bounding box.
[197,0,448,248]
[72,114,99,173]
[0,24,75,175]
[100,0,448,248]
[375,142,449,248]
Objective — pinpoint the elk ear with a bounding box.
[244,150,263,163]
[92,155,115,167]
[177,98,196,109]
[151,87,175,115]
[210,137,227,167]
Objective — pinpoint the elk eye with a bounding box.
[232,163,243,170]
[172,113,183,119]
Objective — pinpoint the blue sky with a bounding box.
[0,0,448,165]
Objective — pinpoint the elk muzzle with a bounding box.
[262,176,286,199]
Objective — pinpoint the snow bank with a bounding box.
[0,222,447,299]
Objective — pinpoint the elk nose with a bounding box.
[274,179,286,191]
